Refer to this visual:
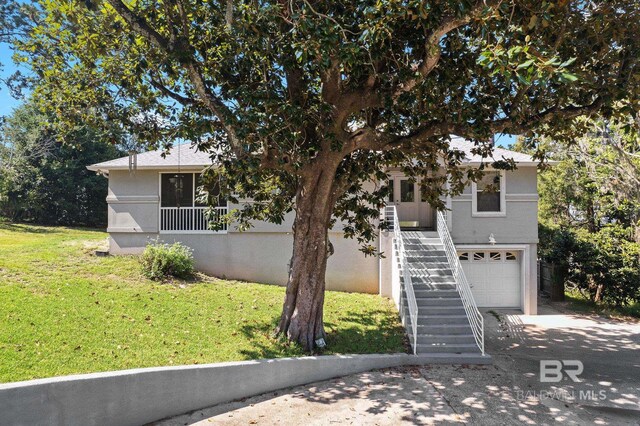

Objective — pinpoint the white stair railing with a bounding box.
[436,211,485,355]
[382,206,419,355]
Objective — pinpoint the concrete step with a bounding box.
[415,343,481,354]
[411,276,456,284]
[402,298,465,315]
[415,276,456,284]
[414,289,459,298]
[406,258,450,266]
[412,282,456,291]
[404,242,446,251]
[420,306,466,315]
[410,353,492,364]
[402,304,466,316]
[405,248,445,255]
[411,324,475,335]
[415,297,463,306]
[403,237,443,245]
[405,255,449,263]
[417,314,470,325]
[417,334,477,345]
[411,267,453,276]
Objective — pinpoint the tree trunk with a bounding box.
[276,162,340,351]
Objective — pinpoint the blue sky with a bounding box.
[0,40,516,147]
[0,42,26,117]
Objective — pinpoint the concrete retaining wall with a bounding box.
[0,353,490,426]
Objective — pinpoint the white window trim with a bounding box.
[471,170,506,217]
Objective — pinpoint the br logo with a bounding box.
[540,360,584,382]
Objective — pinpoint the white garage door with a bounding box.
[457,250,521,308]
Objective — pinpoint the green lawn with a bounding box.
[0,223,406,383]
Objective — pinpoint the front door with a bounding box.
[390,176,420,225]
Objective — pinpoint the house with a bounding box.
[88,137,540,356]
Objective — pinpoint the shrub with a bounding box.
[539,224,640,307]
[140,240,195,280]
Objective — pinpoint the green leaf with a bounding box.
[517,59,535,70]
[560,72,579,82]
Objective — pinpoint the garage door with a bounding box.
[457,250,521,308]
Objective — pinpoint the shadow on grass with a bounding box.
[237,309,408,359]
[0,222,60,233]
[0,221,106,235]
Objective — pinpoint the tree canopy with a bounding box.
[5,0,640,349]
[525,116,640,307]
[0,99,122,226]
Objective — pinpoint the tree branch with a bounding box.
[348,96,606,154]
[149,77,197,105]
[394,0,502,98]
[104,0,244,155]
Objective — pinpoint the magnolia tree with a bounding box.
[9,0,639,350]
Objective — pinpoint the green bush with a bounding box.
[539,223,640,307]
[140,240,195,280]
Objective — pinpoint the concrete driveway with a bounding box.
[155,303,640,425]
[423,303,640,424]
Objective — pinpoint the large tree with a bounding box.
[9,0,640,349]
[0,99,122,226]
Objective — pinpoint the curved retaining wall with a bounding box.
[0,353,490,426]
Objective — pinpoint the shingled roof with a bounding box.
[87,137,536,172]
[87,143,212,172]
[448,137,535,164]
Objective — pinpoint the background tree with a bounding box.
[0,99,122,226]
[525,116,640,307]
[9,0,640,350]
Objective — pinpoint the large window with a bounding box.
[472,171,506,217]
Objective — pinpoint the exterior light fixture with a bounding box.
[489,233,497,245]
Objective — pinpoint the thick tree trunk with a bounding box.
[276,163,339,351]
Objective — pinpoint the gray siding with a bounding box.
[451,167,538,245]
[106,170,379,293]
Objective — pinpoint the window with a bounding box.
[472,170,506,217]
[387,180,394,203]
[161,173,194,207]
[195,174,226,207]
[400,180,415,202]
[505,252,518,261]
[458,252,469,261]
[489,252,502,261]
[473,252,486,261]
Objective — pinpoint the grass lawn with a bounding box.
[0,223,406,383]
[561,289,640,320]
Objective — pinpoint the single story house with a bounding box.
[88,137,539,321]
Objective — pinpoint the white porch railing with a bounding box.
[436,211,485,355]
[382,205,419,355]
[160,206,228,233]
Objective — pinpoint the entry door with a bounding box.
[391,177,420,224]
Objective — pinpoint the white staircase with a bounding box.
[399,231,481,355]
[383,207,490,363]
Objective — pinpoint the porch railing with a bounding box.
[160,206,228,233]
[382,205,419,355]
[436,211,485,355]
